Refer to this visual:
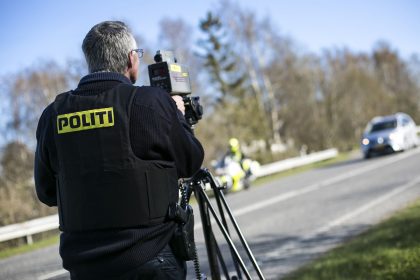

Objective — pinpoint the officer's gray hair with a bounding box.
[82,21,137,74]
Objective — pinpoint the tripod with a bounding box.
[182,168,265,280]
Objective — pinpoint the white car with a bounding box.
[361,113,418,159]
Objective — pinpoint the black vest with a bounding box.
[52,84,178,232]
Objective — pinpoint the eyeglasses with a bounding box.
[131,48,144,58]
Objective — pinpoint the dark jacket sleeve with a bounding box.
[130,87,204,178]
[169,109,204,178]
[34,105,58,207]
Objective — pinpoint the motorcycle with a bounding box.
[212,155,260,193]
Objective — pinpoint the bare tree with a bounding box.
[373,42,420,121]
[4,62,70,147]
[0,141,55,225]
[217,1,291,147]
[0,61,78,224]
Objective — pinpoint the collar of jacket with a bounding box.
[78,72,132,87]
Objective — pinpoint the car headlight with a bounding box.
[389,132,400,141]
[362,138,370,145]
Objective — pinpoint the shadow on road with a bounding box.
[320,149,407,171]
[189,223,371,279]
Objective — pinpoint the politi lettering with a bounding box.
[57,107,114,134]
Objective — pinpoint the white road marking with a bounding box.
[38,268,68,280]
[262,173,420,260]
[194,148,420,231]
[316,174,420,234]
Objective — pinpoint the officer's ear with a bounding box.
[126,50,139,84]
[127,51,135,69]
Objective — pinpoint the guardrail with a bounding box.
[0,215,58,245]
[255,148,338,177]
[0,148,338,245]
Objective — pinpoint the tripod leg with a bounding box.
[218,190,265,280]
[212,229,231,278]
[196,186,252,280]
[213,181,243,279]
[204,169,265,280]
[194,184,221,280]
[189,169,265,280]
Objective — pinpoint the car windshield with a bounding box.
[369,120,397,133]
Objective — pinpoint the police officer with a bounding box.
[34,21,204,279]
[227,138,244,163]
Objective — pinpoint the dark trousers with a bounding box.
[121,245,186,280]
[70,245,186,280]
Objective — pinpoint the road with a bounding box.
[1,148,420,279]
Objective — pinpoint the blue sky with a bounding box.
[0,0,419,77]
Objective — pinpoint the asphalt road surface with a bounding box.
[1,148,420,280]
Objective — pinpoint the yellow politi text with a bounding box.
[57,107,114,134]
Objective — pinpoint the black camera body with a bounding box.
[148,50,203,126]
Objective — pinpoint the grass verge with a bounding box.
[283,199,420,280]
[254,150,354,186]
[0,234,59,260]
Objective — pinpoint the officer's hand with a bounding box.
[172,95,185,115]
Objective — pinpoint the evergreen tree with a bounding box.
[198,12,246,104]
[197,12,249,152]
